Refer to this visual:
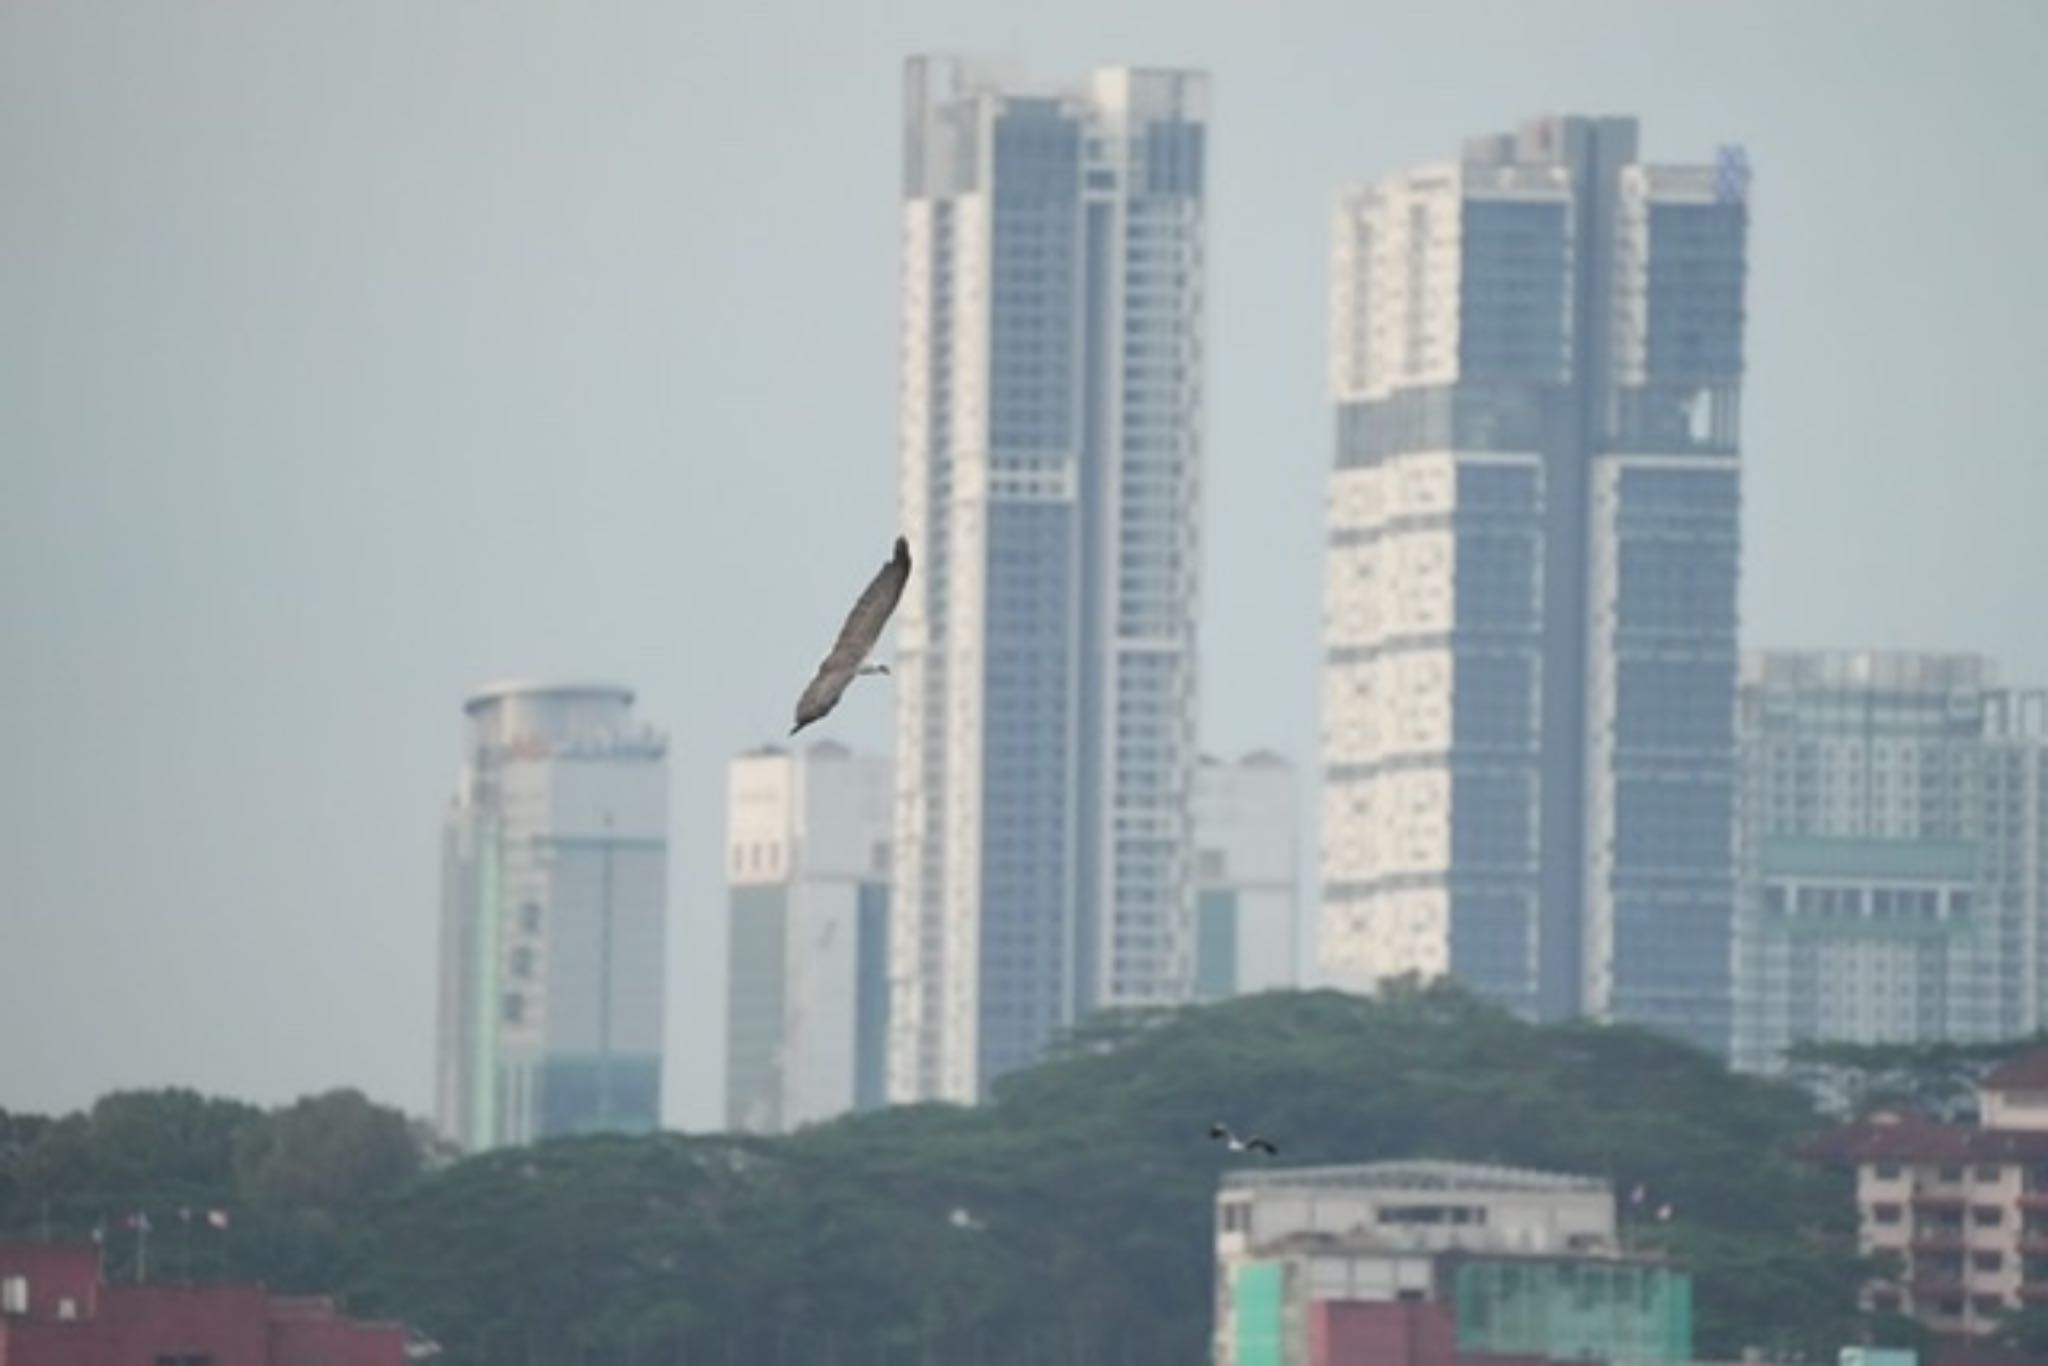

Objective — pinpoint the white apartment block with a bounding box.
[435,681,669,1151]
[1320,117,1749,1056]
[893,55,1209,1102]
[725,741,893,1134]
[1193,752,1301,998]
[1826,1053,2048,1341]
[1734,651,2048,1071]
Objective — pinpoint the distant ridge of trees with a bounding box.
[5,983,1918,1364]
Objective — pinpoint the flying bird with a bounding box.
[1209,1122,1278,1156]
[791,535,912,735]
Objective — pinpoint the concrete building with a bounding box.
[0,1241,414,1365]
[891,55,1209,1102]
[1817,1049,2048,1342]
[1318,116,1751,1057]
[1734,652,2048,1072]
[1213,1161,1689,1366]
[724,741,893,1134]
[1193,752,1301,999]
[435,681,669,1152]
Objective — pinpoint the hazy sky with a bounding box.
[3,1,2043,1131]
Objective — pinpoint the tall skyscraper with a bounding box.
[435,681,669,1151]
[892,56,1209,1102]
[724,741,893,1134]
[1193,752,1301,1000]
[1733,652,2048,1072]
[1318,116,1749,1055]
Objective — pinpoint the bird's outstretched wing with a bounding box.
[792,536,912,733]
[1247,1137,1279,1156]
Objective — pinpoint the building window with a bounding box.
[1872,1203,1903,1225]
[519,901,543,933]
[1972,1295,2005,1317]
[1872,1291,1901,1313]
[1974,1252,2005,1272]
[1974,1206,2004,1227]
[1976,1164,2004,1182]
[1939,1165,1966,1183]
[1939,1298,1964,1318]
[501,993,525,1025]
[1873,1162,1902,1180]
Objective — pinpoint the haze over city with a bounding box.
[3,0,2044,1137]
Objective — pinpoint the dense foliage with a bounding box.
[5,986,1883,1365]
[1784,1035,2048,1121]
[0,1087,425,1291]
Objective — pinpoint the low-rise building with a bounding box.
[0,1241,414,1365]
[1816,1049,2048,1341]
[1213,1161,1691,1366]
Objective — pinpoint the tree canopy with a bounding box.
[3,986,1881,1365]
[1783,1036,2048,1121]
[0,1086,420,1290]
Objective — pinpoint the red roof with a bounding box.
[1811,1109,2048,1164]
[0,1242,408,1366]
[1982,1049,2048,1091]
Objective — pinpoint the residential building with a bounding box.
[1816,1049,2048,1341]
[1734,652,2048,1072]
[724,741,893,1134]
[1318,115,1750,1056]
[1214,1161,1690,1366]
[1193,752,1301,999]
[892,55,1209,1102]
[435,680,669,1151]
[0,1241,414,1365]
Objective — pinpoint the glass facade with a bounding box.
[1732,654,2048,1070]
[436,682,669,1152]
[1321,116,1748,1056]
[1451,1257,1693,1364]
[894,58,1207,1101]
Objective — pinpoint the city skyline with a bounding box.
[4,3,2045,1127]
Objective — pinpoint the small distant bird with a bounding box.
[1209,1122,1278,1156]
[791,536,912,735]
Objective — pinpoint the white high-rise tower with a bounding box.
[891,56,1209,1101]
[435,681,669,1151]
[1319,117,1751,1055]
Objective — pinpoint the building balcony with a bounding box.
[1911,1231,1968,1253]
[2019,1236,2048,1256]
[2018,1192,2048,1211]
[1912,1192,1969,1210]
[1911,1271,1966,1295]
